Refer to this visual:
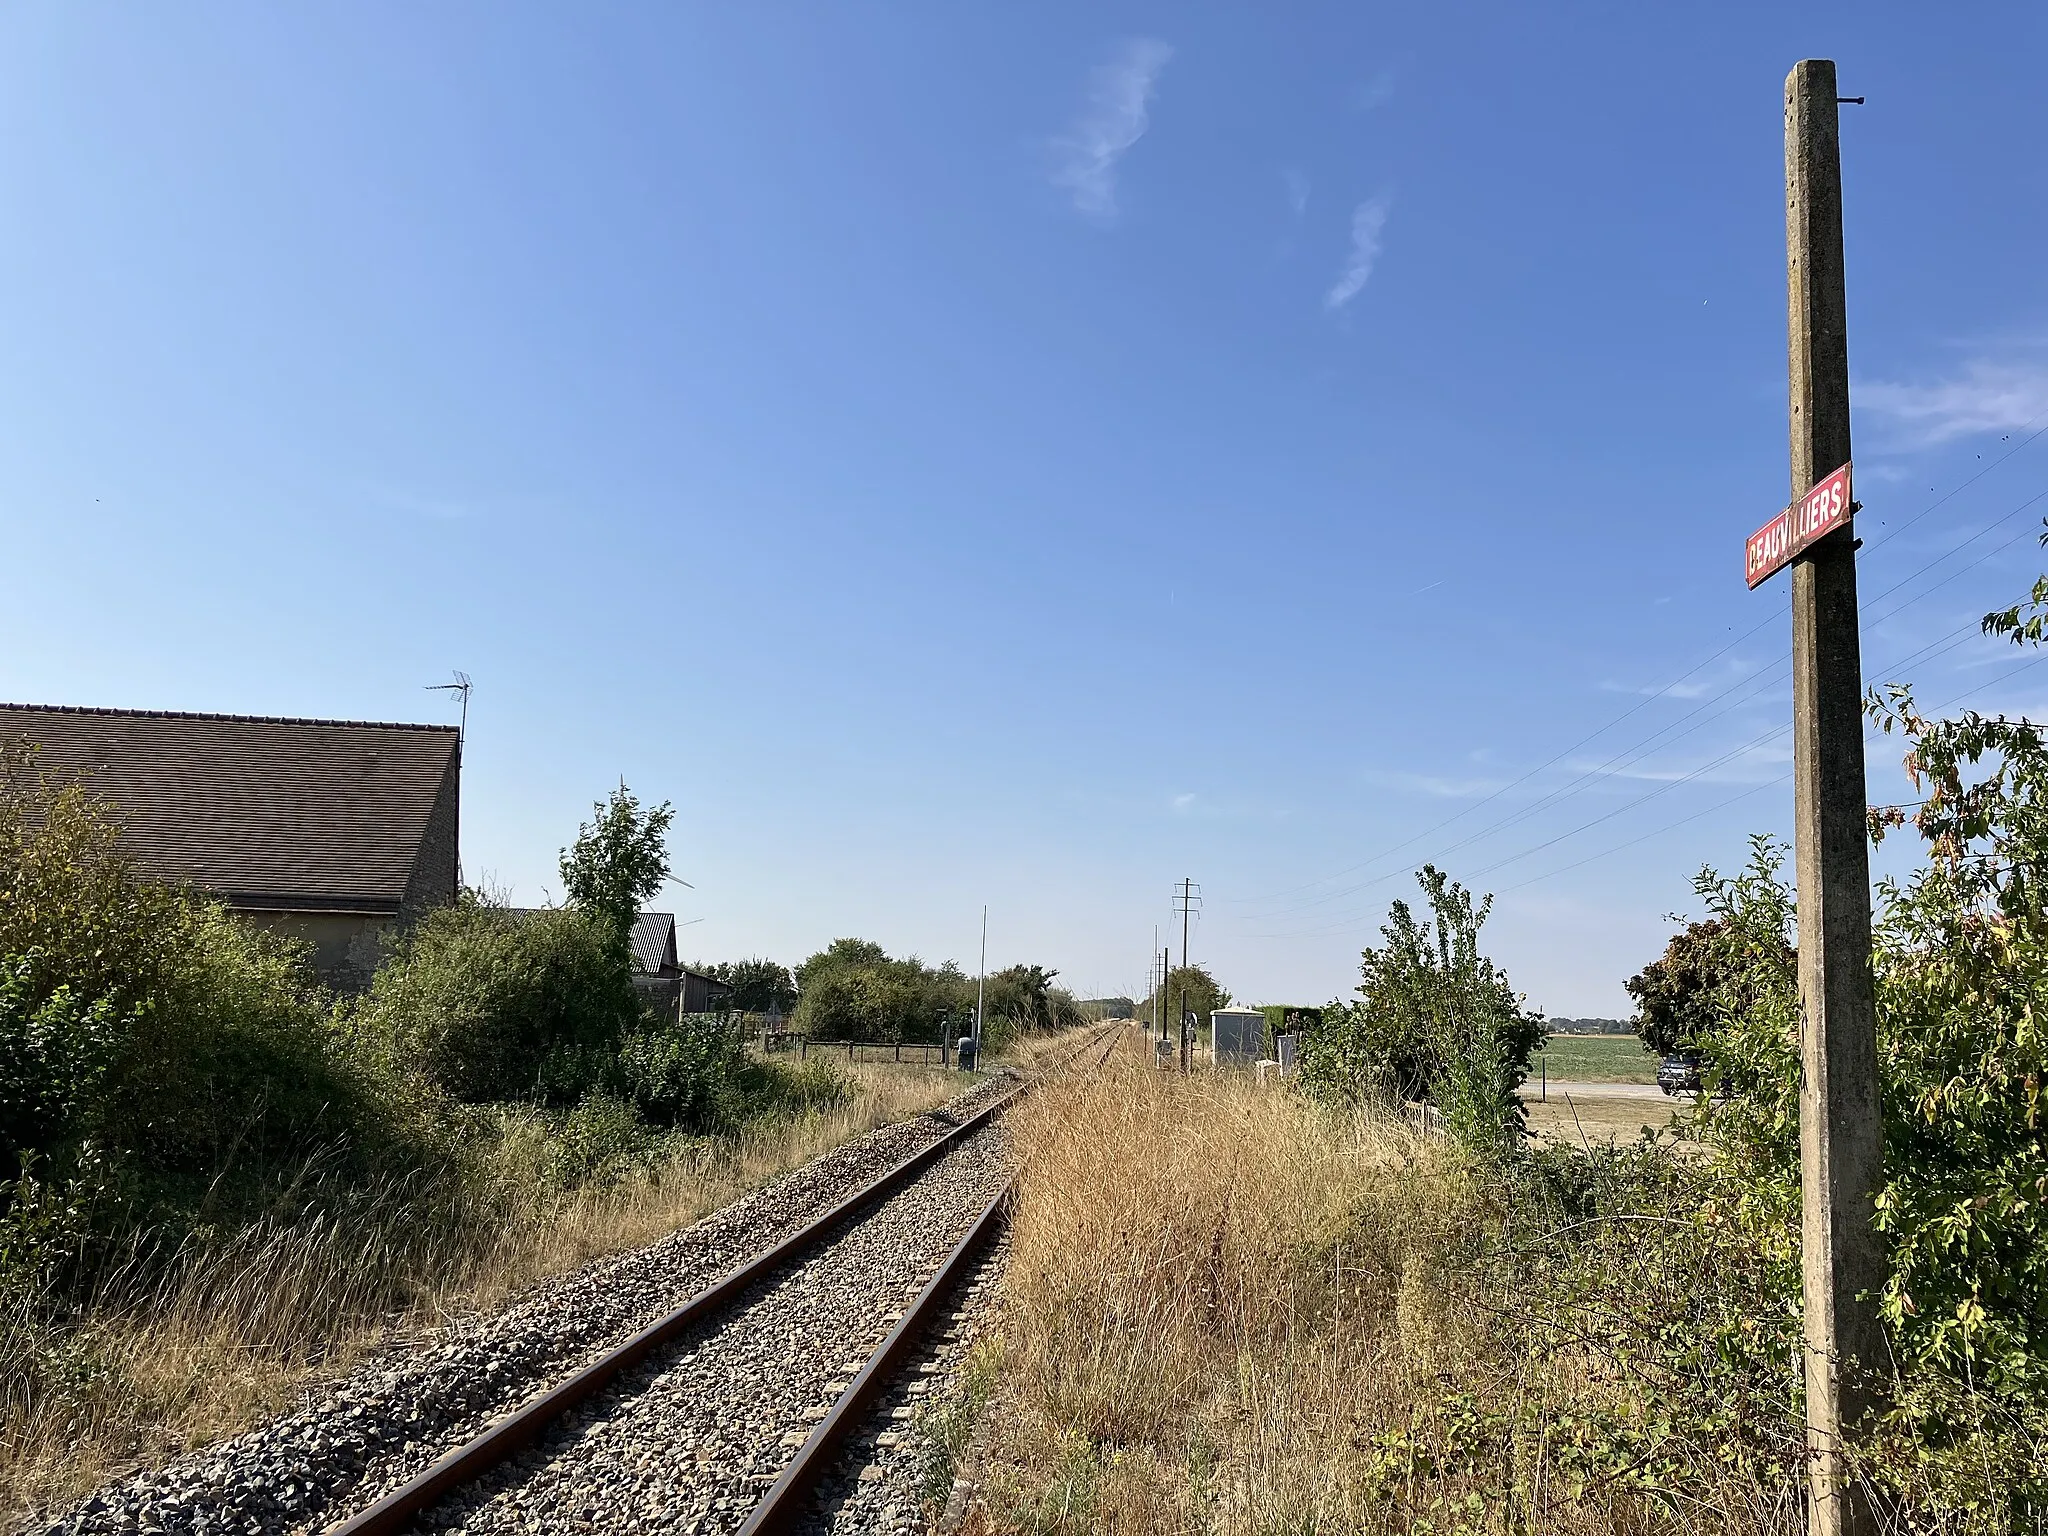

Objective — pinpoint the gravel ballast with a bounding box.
[804,1236,1009,1536]
[417,1126,1013,1535]
[32,1075,1018,1536]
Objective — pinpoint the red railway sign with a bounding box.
[1745,461,1853,588]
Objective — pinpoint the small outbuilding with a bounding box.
[630,911,733,1016]
[1210,1007,1268,1066]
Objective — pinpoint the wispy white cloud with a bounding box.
[1359,767,1506,799]
[1856,360,2048,448]
[1563,737,1791,786]
[1282,167,1310,217]
[1171,792,1197,812]
[1324,195,1392,310]
[1050,39,1173,221]
[1348,66,1397,111]
[1598,658,1757,701]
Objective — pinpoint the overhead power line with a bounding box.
[1237,472,2048,932]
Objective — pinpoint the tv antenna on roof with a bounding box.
[426,671,472,742]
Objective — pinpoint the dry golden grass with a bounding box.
[971,1060,1754,1536]
[0,1059,962,1528]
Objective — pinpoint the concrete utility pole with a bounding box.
[1785,58,1886,1536]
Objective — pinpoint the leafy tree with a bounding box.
[1623,917,1787,1057]
[795,938,889,996]
[701,957,798,1016]
[1297,866,1545,1152]
[789,939,982,1042]
[558,783,675,941]
[1137,965,1230,1032]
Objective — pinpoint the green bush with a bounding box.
[1640,674,2048,1521]
[979,966,1086,1034]
[1,743,454,1239]
[346,899,638,1106]
[0,957,131,1180]
[747,1053,853,1119]
[1297,866,1544,1152]
[792,939,971,1042]
[543,1093,658,1189]
[617,1011,752,1129]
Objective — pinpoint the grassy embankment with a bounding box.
[0,1057,962,1527]
[953,1038,1796,1536]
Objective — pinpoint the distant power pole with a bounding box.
[1150,928,1165,1045]
[1172,878,1200,1073]
[974,906,987,1060]
[1783,59,1886,1536]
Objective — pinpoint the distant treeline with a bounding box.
[1546,1016,1632,1034]
[693,939,1085,1044]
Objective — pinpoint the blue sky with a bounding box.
[5,3,2047,1015]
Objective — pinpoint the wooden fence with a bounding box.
[759,1031,953,1067]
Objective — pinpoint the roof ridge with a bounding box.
[0,703,459,734]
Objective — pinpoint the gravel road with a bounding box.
[33,1074,1018,1536]
[1518,1080,1672,1102]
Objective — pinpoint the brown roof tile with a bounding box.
[1,704,459,911]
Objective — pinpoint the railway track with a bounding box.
[42,1025,1121,1536]
[327,1023,1118,1536]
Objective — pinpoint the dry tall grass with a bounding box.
[0,1060,962,1527]
[973,1056,1795,1536]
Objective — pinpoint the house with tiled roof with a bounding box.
[0,703,461,991]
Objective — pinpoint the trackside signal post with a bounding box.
[1755,59,1887,1536]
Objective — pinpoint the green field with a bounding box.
[1534,1032,1659,1083]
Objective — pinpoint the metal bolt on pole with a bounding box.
[1784,57,1887,1536]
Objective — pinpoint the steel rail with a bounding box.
[736,1022,1118,1533]
[734,1168,1015,1535]
[323,1025,1119,1536]
[323,1087,1019,1536]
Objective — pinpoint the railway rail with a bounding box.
[315,1023,1120,1536]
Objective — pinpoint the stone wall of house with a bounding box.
[400,749,462,923]
[241,909,393,993]
[226,746,461,995]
